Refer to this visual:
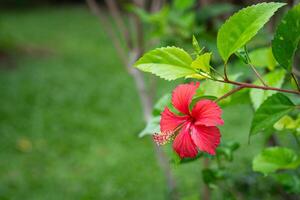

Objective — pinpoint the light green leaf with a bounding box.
[250,69,286,110]
[186,53,212,79]
[192,35,203,55]
[274,114,300,133]
[139,94,172,137]
[253,147,300,175]
[272,3,300,71]
[249,47,277,71]
[250,93,296,136]
[191,52,212,71]
[217,2,285,62]
[134,47,195,80]
[196,73,241,103]
[139,116,160,137]
[152,94,171,116]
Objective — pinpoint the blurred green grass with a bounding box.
[0,6,266,200]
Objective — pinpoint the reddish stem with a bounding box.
[214,79,300,96]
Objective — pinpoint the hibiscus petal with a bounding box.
[190,125,221,155]
[191,100,224,126]
[173,126,198,158]
[160,107,189,132]
[172,82,200,115]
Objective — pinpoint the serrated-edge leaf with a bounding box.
[134,46,195,81]
[272,3,300,71]
[250,93,295,136]
[217,2,285,62]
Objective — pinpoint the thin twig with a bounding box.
[215,86,245,102]
[249,63,268,86]
[291,72,300,91]
[86,0,127,66]
[210,67,225,79]
[223,63,228,81]
[105,0,133,48]
[213,78,300,95]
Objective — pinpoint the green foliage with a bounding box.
[250,69,286,110]
[134,47,195,80]
[196,74,241,104]
[250,93,296,136]
[248,47,277,71]
[139,116,160,137]
[187,52,212,79]
[173,0,196,10]
[216,142,240,161]
[192,35,203,55]
[253,147,300,175]
[139,94,171,137]
[272,3,300,72]
[217,2,285,62]
[272,173,300,194]
[191,52,211,71]
[152,94,171,116]
[274,114,300,134]
[202,168,226,188]
[197,3,237,22]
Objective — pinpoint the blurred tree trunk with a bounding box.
[85,0,178,199]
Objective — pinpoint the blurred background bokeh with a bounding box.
[0,0,299,199]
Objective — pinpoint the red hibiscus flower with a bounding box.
[153,82,224,158]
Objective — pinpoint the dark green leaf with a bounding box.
[272,173,300,194]
[272,3,300,71]
[250,93,296,136]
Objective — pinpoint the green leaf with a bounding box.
[192,35,203,55]
[191,52,212,71]
[186,52,212,79]
[134,46,195,80]
[152,94,171,116]
[216,141,240,161]
[249,47,277,71]
[139,94,172,137]
[272,173,300,194]
[217,2,285,62]
[253,147,300,175]
[274,114,300,132]
[250,69,286,110]
[272,3,300,71]
[250,93,296,136]
[139,116,160,137]
[202,168,226,186]
[196,73,241,103]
